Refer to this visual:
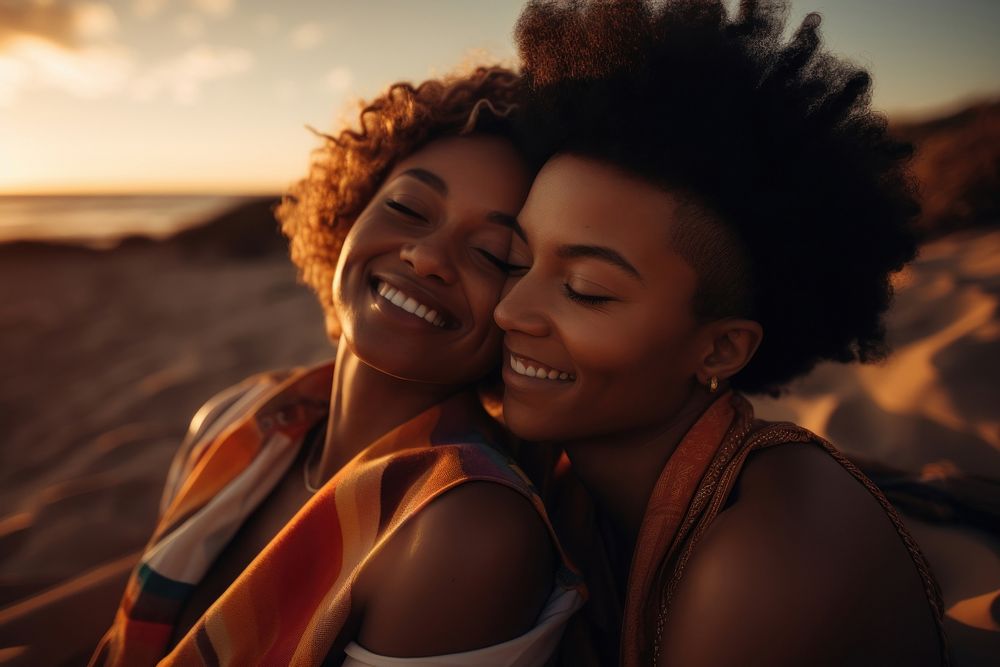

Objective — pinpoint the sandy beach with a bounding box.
[1,188,999,663]
[0,0,996,659]
[0,199,333,664]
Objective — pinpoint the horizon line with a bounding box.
[0,188,284,198]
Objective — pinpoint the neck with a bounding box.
[562,385,718,554]
[309,338,463,486]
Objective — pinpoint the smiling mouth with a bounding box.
[374,279,448,328]
[508,353,575,381]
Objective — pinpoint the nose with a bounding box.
[399,233,458,284]
[494,275,550,337]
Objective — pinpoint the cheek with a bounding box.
[562,308,699,423]
[465,265,507,325]
[332,223,367,290]
[463,272,507,356]
[339,218,387,267]
[469,327,504,376]
[499,277,516,301]
[332,219,394,313]
[331,242,356,325]
[574,325,688,390]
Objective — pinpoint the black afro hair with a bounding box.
[516,0,922,395]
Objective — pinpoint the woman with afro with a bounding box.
[497,1,948,664]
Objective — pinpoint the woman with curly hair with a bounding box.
[90,66,584,666]
[496,1,948,664]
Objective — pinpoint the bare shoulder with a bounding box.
[658,443,941,667]
[355,481,556,657]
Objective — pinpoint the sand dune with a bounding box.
[893,98,1000,237]
[753,228,1000,477]
[0,211,332,664]
[752,228,1000,665]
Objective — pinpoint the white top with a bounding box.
[341,585,584,667]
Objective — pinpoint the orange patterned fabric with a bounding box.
[90,362,584,666]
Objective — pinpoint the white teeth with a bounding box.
[377,281,446,328]
[509,354,573,382]
[424,309,440,326]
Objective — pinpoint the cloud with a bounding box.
[175,13,206,38]
[0,53,29,107]
[130,45,253,105]
[133,0,234,21]
[187,0,235,18]
[133,0,167,20]
[0,0,118,49]
[75,2,119,39]
[0,1,249,107]
[0,36,133,106]
[325,66,353,93]
[274,79,298,104]
[254,13,278,37]
[290,22,323,50]
[0,1,128,105]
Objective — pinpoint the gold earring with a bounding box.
[708,376,719,393]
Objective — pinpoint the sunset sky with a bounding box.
[1,0,997,194]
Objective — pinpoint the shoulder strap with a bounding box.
[621,392,747,666]
[657,419,951,667]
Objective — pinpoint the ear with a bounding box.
[696,319,763,389]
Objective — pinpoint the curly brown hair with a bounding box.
[276,65,527,340]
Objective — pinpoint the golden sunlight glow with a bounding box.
[0,0,996,195]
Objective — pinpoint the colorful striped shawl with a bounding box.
[90,362,583,666]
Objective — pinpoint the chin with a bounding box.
[351,338,476,386]
[502,400,565,442]
[360,349,437,382]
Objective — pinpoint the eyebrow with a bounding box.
[399,168,448,195]
[557,244,644,282]
[399,168,522,235]
[486,212,525,239]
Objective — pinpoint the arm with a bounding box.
[353,481,556,657]
[657,445,942,667]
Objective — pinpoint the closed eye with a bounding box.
[385,198,428,222]
[476,249,528,274]
[563,283,615,306]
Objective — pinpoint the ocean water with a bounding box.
[0,194,257,248]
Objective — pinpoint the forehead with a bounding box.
[521,154,686,251]
[385,134,531,208]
